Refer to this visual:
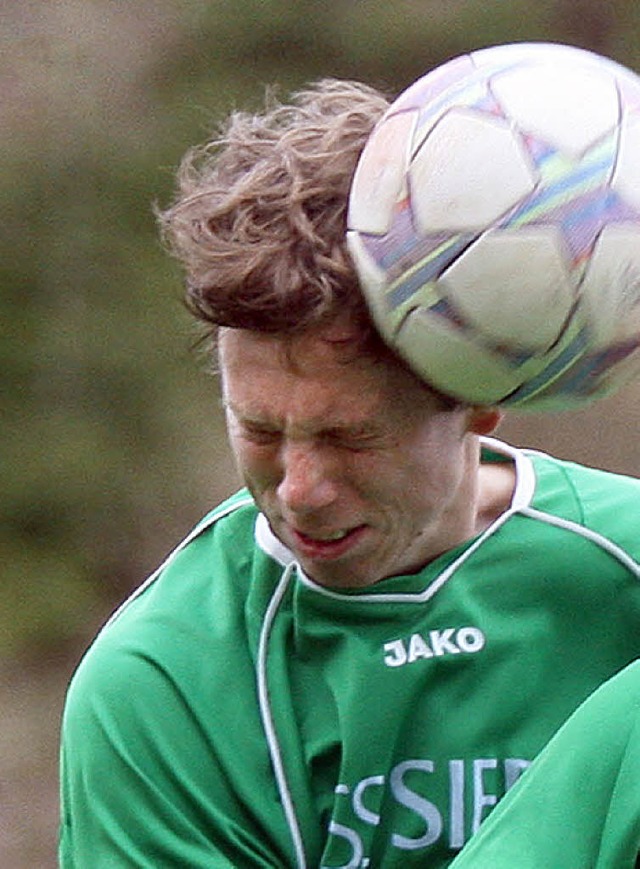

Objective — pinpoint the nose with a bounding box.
[277,442,339,515]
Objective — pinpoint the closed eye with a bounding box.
[320,429,387,451]
[240,424,282,446]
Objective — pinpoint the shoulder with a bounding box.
[107,488,260,630]
[63,489,276,730]
[522,449,640,556]
[527,449,640,506]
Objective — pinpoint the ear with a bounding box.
[466,406,503,436]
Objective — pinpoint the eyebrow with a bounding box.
[221,399,383,439]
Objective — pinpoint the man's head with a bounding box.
[160,77,505,587]
[159,78,390,348]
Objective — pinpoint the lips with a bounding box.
[290,525,367,561]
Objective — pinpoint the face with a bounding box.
[219,322,490,589]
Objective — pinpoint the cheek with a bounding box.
[394,438,465,503]
[346,455,415,512]
[237,447,284,500]
[228,435,270,483]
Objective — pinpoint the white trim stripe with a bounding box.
[101,496,255,633]
[520,506,640,578]
[256,564,308,869]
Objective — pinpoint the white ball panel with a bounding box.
[441,228,575,350]
[410,110,536,233]
[611,114,640,212]
[409,78,489,158]
[491,63,619,156]
[579,224,640,345]
[347,110,417,235]
[395,306,523,403]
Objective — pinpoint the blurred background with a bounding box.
[4,1,640,864]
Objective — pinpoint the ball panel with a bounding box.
[410,109,536,232]
[395,307,524,404]
[611,114,640,212]
[347,110,417,235]
[578,224,640,345]
[490,63,619,156]
[441,228,575,351]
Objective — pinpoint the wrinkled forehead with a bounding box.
[217,324,461,417]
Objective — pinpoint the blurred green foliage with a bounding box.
[4,0,640,661]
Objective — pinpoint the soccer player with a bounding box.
[448,660,640,868]
[59,79,640,868]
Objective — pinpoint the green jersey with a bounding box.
[449,659,640,869]
[59,439,640,868]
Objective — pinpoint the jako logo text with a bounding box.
[384,627,485,667]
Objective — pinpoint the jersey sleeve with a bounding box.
[448,661,640,869]
[58,633,280,869]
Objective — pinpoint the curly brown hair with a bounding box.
[158,78,390,340]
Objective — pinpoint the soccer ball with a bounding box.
[347,42,640,410]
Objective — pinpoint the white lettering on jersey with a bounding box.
[353,775,384,826]
[390,760,442,849]
[383,627,485,667]
[322,756,531,869]
[472,758,498,832]
[449,759,465,849]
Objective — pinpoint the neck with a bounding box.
[476,451,516,533]
[431,436,515,557]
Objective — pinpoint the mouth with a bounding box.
[301,529,351,541]
[290,525,367,561]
